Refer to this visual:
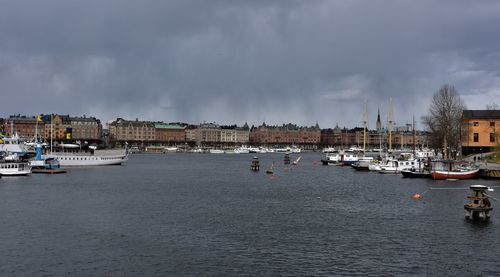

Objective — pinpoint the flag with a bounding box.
[37,115,42,122]
[66,133,71,140]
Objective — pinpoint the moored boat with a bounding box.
[0,162,31,176]
[430,160,479,180]
[401,168,431,178]
[44,148,128,166]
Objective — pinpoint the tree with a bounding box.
[422,84,465,159]
[486,103,498,110]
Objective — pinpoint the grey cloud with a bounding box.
[1,0,499,128]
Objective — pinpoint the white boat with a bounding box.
[321,151,341,165]
[275,148,290,153]
[0,162,31,176]
[379,158,419,174]
[164,147,178,152]
[340,151,359,165]
[209,149,224,154]
[293,156,301,165]
[234,147,250,154]
[322,147,336,153]
[0,134,30,155]
[351,156,374,171]
[44,148,128,166]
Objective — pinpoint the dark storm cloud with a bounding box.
[1,0,500,128]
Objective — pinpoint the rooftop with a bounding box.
[463,110,500,120]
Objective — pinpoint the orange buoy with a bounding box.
[412,193,421,200]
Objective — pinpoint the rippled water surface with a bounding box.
[1,153,500,276]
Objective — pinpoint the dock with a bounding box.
[31,169,67,174]
[479,162,500,179]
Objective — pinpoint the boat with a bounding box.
[44,147,128,166]
[401,159,431,178]
[209,149,224,154]
[164,146,179,152]
[234,147,250,154]
[321,150,341,165]
[266,163,274,174]
[401,168,431,178]
[379,158,419,174]
[340,151,359,166]
[30,143,61,169]
[322,147,336,153]
[430,160,479,180]
[351,157,374,171]
[0,161,31,176]
[292,156,301,165]
[0,133,30,155]
[464,185,493,221]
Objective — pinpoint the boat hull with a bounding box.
[431,169,479,180]
[401,170,431,178]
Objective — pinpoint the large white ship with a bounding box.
[44,148,128,166]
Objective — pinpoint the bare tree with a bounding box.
[422,84,465,159]
[486,103,498,110]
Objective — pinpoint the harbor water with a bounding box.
[1,153,500,276]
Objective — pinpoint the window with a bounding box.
[473,133,479,142]
[473,122,479,127]
[491,122,496,127]
[491,133,496,143]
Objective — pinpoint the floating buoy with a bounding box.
[312,160,318,165]
[412,193,421,200]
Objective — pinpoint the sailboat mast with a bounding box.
[413,115,416,156]
[50,114,53,154]
[363,102,367,155]
[388,98,393,152]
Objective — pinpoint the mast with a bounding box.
[413,115,416,156]
[388,98,393,152]
[363,101,367,155]
[50,114,53,154]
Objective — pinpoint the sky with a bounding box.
[1,0,499,129]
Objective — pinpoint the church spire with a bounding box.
[376,105,382,132]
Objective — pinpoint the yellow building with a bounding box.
[462,110,500,155]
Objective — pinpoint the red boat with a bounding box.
[430,160,479,180]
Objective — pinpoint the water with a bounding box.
[1,153,499,276]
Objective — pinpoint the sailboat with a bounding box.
[292,156,301,165]
[266,162,275,174]
[351,102,372,170]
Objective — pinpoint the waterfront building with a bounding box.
[196,122,221,146]
[3,115,44,140]
[69,116,102,143]
[461,110,500,155]
[220,124,250,145]
[249,122,321,149]
[154,123,186,145]
[108,118,155,147]
[185,125,198,145]
[43,114,71,141]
